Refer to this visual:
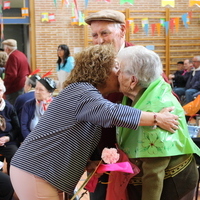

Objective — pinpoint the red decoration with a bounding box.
[151,24,156,36]
[3,1,10,10]
[133,24,139,33]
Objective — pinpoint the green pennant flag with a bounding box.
[120,0,134,5]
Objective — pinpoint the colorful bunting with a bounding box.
[164,21,169,35]
[53,0,57,6]
[78,11,87,25]
[127,18,134,33]
[142,18,149,28]
[151,24,156,36]
[3,1,10,9]
[189,0,200,7]
[120,0,134,5]
[125,20,129,29]
[174,18,179,32]
[161,0,175,7]
[146,45,155,50]
[62,0,69,7]
[41,13,49,22]
[169,18,175,33]
[71,16,78,25]
[188,11,193,19]
[21,8,29,17]
[144,24,149,35]
[182,13,189,28]
[48,13,56,22]
[130,22,135,33]
[156,23,161,36]
[85,0,89,7]
[133,24,139,33]
[160,18,165,27]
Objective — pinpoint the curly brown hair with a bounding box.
[63,44,116,88]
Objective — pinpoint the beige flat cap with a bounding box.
[85,10,125,25]
[2,39,17,47]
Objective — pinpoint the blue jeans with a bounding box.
[185,89,199,103]
[193,91,200,98]
[173,88,186,99]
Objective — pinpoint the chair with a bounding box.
[192,138,200,200]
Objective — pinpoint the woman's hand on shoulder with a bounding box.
[157,107,179,133]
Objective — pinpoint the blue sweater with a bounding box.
[20,99,36,140]
[14,91,35,122]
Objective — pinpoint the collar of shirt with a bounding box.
[8,49,16,56]
[118,43,125,52]
[192,66,200,76]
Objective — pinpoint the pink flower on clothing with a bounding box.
[101,148,120,164]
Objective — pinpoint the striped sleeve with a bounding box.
[75,90,141,130]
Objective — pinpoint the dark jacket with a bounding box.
[185,71,200,90]
[20,99,36,139]
[0,100,20,145]
[14,91,35,122]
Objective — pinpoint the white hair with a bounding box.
[0,82,6,93]
[194,56,200,61]
[4,44,17,51]
[117,45,163,88]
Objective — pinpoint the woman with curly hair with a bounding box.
[10,44,178,200]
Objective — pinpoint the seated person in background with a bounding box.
[0,51,8,79]
[173,56,200,104]
[117,46,200,200]
[14,73,41,122]
[183,59,193,73]
[169,61,187,88]
[56,44,74,91]
[169,60,192,104]
[21,77,56,139]
[0,79,20,174]
[0,171,14,200]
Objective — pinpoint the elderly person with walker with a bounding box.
[10,45,178,200]
[116,45,200,200]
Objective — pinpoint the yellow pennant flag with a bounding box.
[161,0,175,7]
[189,0,200,7]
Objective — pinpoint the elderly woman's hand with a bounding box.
[0,136,9,146]
[157,107,179,133]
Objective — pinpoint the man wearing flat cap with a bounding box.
[85,9,134,200]
[85,9,133,52]
[2,39,31,105]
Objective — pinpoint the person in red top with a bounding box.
[2,39,31,105]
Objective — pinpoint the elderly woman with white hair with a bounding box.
[116,46,200,200]
[0,79,20,174]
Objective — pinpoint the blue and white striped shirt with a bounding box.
[11,82,141,194]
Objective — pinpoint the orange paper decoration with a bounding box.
[174,18,179,33]
[21,8,29,17]
[156,23,161,36]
